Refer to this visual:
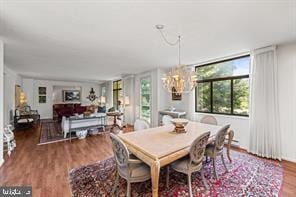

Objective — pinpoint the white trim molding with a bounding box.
[282,157,296,163]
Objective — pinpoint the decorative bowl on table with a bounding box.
[170,118,189,133]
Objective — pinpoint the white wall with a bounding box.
[194,113,250,148]
[52,85,81,103]
[22,78,101,119]
[22,78,34,107]
[3,66,22,125]
[100,81,113,109]
[0,40,4,166]
[122,75,135,124]
[277,42,296,162]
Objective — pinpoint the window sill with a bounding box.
[195,112,250,120]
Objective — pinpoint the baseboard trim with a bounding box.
[0,158,4,167]
[235,147,296,164]
[282,156,296,163]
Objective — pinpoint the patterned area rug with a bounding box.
[69,151,283,197]
[39,119,69,145]
[39,119,110,145]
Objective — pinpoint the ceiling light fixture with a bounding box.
[156,25,197,94]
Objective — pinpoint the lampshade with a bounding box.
[124,96,130,105]
[99,96,106,104]
[19,91,27,106]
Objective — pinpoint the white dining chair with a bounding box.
[205,124,230,179]
[134,119,150,131]
[200,115,218,125]
[200,115,234,163]
[110,133,151,197]
[162,115,173,126]
[167,131,211,196]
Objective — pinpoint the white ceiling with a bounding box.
[1,0,296,82]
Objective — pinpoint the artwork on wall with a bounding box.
[38,87,47,95]
[15,85,22,107]
[38,87,47,103]
[63,90,81,102]
[172,87,182,101]
[86,88,98,102]
[39,96,46,103]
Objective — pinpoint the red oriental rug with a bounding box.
[69,151,282,197]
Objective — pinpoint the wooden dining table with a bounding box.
[118,121,234,197]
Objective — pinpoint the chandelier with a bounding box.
[156,25,197,94]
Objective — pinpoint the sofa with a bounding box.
[54,104,87,120]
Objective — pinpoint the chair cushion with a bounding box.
[171,156,202,173]
[118,162,150,179]
[97,106,106,113]
[17,118,34,123]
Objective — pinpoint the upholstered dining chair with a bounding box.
[110,133,151,197]
[200,115,218,125]
[200,115,234,163]
[204,124,230,180]
[167,131,211,197]
[134,119,150,131]
[162,115,173,126]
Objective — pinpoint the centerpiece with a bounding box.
[170,118,189,133]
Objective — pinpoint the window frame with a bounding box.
[195,55,250,117]
[112,80,122,110]
[140,76,152,124]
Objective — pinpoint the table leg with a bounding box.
[151,160,160,197]
[227,129,234,163]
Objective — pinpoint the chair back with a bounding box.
[15,109,21,117]
[110,133,129,168]
[214,124,230,150]
[162,115,173,125]
[200,115,218,125]
[24,106,31,113]
[134,119,150,131]
[189,131,211,164]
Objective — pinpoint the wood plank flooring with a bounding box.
[0,123,295,197]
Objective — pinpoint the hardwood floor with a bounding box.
[0,124,113,197]
[0,123,296,197]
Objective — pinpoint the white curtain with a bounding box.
[186,66,195,121]
[248,46,282,160]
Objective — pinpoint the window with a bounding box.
[140,77,151,123]
[195,55,250,116]
[113,80,122,110]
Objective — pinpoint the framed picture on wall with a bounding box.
[15,85,22,107]
[38,87,46,95]
[39,96,46,103]
[172,87,182,101]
